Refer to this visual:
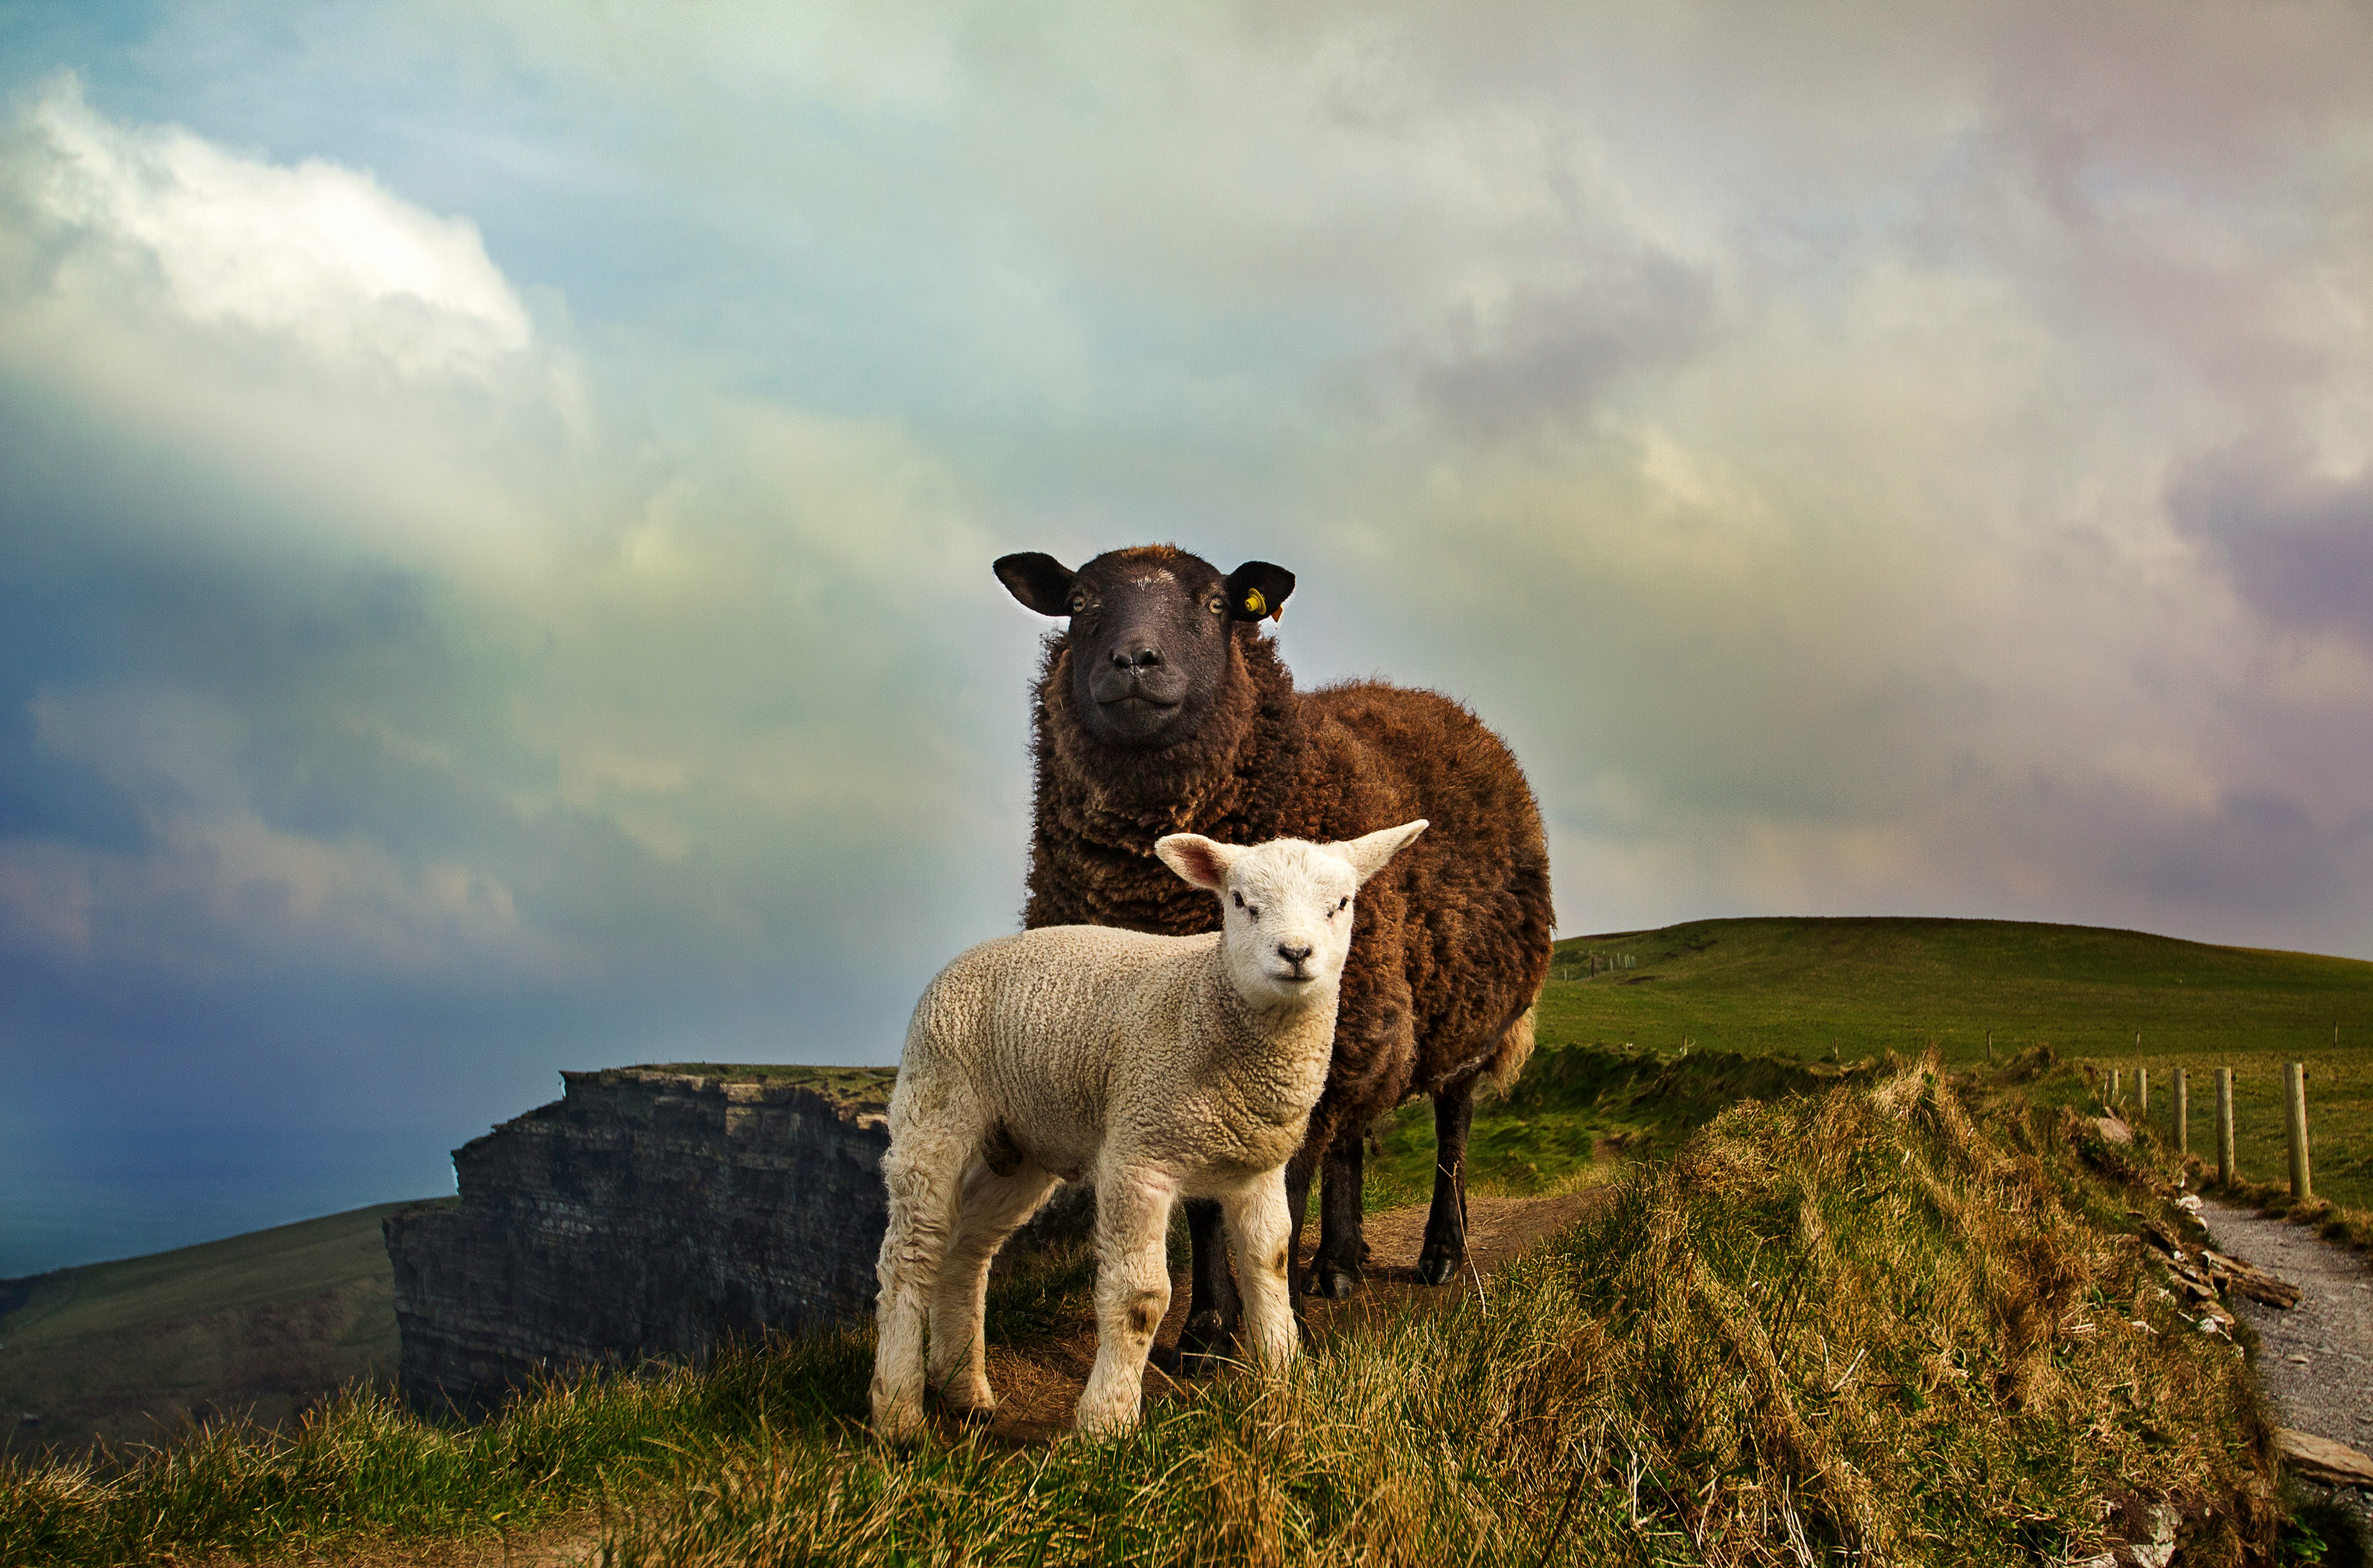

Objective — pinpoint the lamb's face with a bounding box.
[1215,840,1364,1007]
[1153,821,1430,1010]
[991,546,1296,751]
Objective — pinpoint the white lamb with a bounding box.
[868,819,1428,1439]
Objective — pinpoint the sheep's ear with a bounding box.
[994,553,1078,616]
[1224,561,1296,623]
[1335,819,1427,885]
[1155,832,1242,891]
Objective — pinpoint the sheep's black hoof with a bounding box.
[1415,1244,1463,1287]
[1307,1265,1361,1300]
[1168,1310,1234,1378]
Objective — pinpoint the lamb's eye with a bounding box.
[1231,891,1243,909]
[1337,897,1349,912]
[1207,595,1227,616]
[1069,595,1088,614]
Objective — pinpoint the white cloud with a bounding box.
[14,72,528,376]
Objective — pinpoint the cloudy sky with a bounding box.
[4,2,2370,1271]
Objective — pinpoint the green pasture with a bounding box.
[1366,915,2373,1213]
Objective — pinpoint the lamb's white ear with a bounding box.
[1155,832,1243,891]
[1335,819,1428,886]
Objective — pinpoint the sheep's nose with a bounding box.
[1109,643,1162,670]
[1277,943,1313,968]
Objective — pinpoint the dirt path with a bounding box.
[2195,1198,2373,1524]
[972,1185,1615,1443]
[2195,1200,2373,1450]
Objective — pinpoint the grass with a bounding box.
[636,1064,897,1108]
[1,1056,2286,1566]
[0,1202,443,1459]
[8,913,2362,1560]
[1399,917,2373,1212]
[1362,1042,1852,1214]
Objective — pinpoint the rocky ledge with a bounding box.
[384,1064,894,1415]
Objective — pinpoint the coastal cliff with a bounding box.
[384,1064,894,1414]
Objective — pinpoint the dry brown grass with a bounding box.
[594,1055,2279,1567]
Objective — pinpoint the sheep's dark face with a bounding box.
[994,546,1295,750]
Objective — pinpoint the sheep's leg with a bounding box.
[928,1158,1057,1418]
[1305,1130,1366,1300]
[1077,1167,1179,1435]
[1416,1080,1475,1286]
[1220,1173,1297,1371]
[1281,1153,1318,1308]
[1156,1197,1241,1378]
[869,1128,968,1440]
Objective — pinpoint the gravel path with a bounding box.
[2195,1199,2373,1447]
[2196,1197,2373,1525]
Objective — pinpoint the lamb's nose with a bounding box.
[1277,943,1313,968]
[1109,644,1162,670]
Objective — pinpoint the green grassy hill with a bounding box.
[0,1200,448,1458]
[1538,916,2373,1062]
[1370,915,2373,1212]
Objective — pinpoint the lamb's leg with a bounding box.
[1305,1129,1366,1300]
[1158,1197,1241,1378]
[1077,1167,1179,1435]
[869,1130,967,1440]
[928,1159,1057,1418]
[1416,1079,1475,1287]
[1220,1173,1296,1372]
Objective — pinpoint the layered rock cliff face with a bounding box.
[384,1064,895,1414]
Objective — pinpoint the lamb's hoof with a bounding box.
[1415,1246,1463,1287]
[1307,1265,1361,1300]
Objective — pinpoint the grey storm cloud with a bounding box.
[2172,440,2373,649]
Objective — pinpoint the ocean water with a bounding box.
[0,1124,461,1278]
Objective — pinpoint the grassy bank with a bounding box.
[2,1056,2281,1566]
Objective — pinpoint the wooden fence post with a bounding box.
[2174,1068,2189,1157]
[2284,1061,2313,1201]
[1986,1030,1994,1064]
[2139,1067,2150,1117]
[2215,1067,2235,1185]
[2111,1068,2122,1104]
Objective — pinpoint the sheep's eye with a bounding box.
[1337,896,1349,912]
[1207,595,1227,617]
[1231,891,1243,909]
[1069,595,1089,614]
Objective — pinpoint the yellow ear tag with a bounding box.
[1243,588,1266,617]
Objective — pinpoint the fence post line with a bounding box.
[2139,1067,2150,1117]
[2216,1067,2235,1186]
[2174,1068,2189,1157]
[2284,1061,2313,1201]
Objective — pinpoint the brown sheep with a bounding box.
[994,543,1554,1369]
